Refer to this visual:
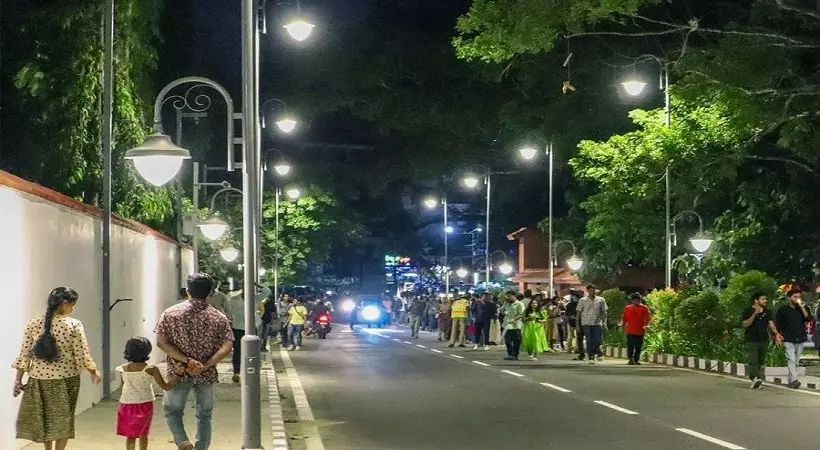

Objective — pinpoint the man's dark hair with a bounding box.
[750,292,767,302]
[787,288,802,297]
[124,336,152,363]
[629,292,643,303]
[523,289,533,298]
[179,288,188,299]
[505,290,517,296]
[187,273,215,300]
[516,293,525,300]
[586,284,597,291]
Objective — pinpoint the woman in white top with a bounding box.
[117,337,175,450]
[13,287,102,449]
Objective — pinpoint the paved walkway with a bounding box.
[20,361,277,449]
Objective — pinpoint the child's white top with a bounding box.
[117,364,156,404]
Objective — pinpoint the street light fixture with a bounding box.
[456,267,469,278]
[566,254,584,272]
[198,215,229,241]
[423,197,439,209]
[273,162,292,176]
[518,132,555,294]
[518,146,539,160]
[220,247,240,263]
[498,262,513,275]
[621,79,648,96]
[125,132,191,187]
[554,240,583,275]
[445,225,455,234]
[284,19,315,41]
[672,210,713,253]
[462,175,480,188]
[286,187,301,200]
[275,118,298,133]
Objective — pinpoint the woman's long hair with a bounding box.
[524,298,541,317]
[33,287,78,362]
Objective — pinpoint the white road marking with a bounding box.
[540,382,572,393]
[450,354,465,359]
[676,428,745,449]
[501,369,525,377]
[340,328,354,333]
[280,349,326,450]
[392,338,401,342]
[416,344,427,348]
[430,349,444,354]
[593,400,639,415]
[472,361,491,367]
[403,341,412,344]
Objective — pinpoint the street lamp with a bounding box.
[274,163,292,176]
[456,267,469,278]
[554,240,583,286]
[498,262,513,275]
[284,19,315,41]
[198,215,229,241]
[286,187,301,199]
[275,118,298,133]
[124,132,191,186]
[423,197,438,209]
[462,175,480,188]
[445,225,455,234]
[423,195,450,296]
[260,98,299,134]
[517,132,554,295]
[566,254,584,272]
[621,79,648,96]
[220,247,240,263]
[672,210,713,253]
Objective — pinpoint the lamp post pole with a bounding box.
[101,0,114,399]
[443,196,449,297]
[484,173,491,288]
[274,184,281,302]
[662,64,672,288]
[547,142,554,297]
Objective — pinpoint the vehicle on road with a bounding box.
[349,297,389,329]
[312,310,332,339]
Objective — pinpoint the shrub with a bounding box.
[645,288,682,329]
[601,288,627,328]
[674,290,724,342]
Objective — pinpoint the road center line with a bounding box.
[450,354,465,359]
[402,341,412,344]
[472,361,491,367]
[676,428,745,449]
[430,349,444,354]
[593,400,639,415]
[501,369,524,377]
[392,338,401,342]
[415,344,427,348]
[540,382,572,393]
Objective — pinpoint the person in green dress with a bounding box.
[521,298,548,360]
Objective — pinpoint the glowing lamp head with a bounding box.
[259,267,268,277]
[445,225,454,234]
[456,268,468,278]
[286,188,301,199]
[275,118,298,133]
[273,162,292,176]
[518,146,538,160]
[622,80,647,96]
[125,132,191,187]
[361,305,381,321]
[220,247,240,263]
[341,299,356,312]
[462,175,480,189]
[423,198,438,209]
[566,255,583,272]
[198,216,229,241]
[689,232,713,253]
[498,262,513,275]
[284,20,315,42]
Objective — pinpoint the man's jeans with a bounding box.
[626,334,645,363]
[164,382,214,450]
[746,341,768,380]
[504,328,522,358]
[288,324,304,347]
[409,315,422,337]
[784,341,805,383]
[582,325,603,360]
[474,319,490,346]
[449,318,467,345]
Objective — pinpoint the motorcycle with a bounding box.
[311,311,332,339]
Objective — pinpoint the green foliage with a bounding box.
[645,288,681,330]
[674,290,723,341]
[601,288,626,328]
[718,271,780,332]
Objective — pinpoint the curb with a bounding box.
[265,359,289,450]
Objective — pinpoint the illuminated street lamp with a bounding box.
[517,132,554,294]
[286,187,301,199]
[498,262,513,275]
[672,210,713,253]
[554,240,583,274]
[456,267,469,278]
[621,79,648,96]
[462,175,480,189]
[566,254,584,272]
[220,247,240,263]
[284,19,315,41]
[423,195,450,296]
[423,197,439,209]
[445,225,455,234]
[125,132,191,187]
[273,162,292,176]
[275,118,298,133]
[198,215,229,241]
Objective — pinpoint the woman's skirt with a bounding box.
[16,376,81,443]
[117,401,154,438]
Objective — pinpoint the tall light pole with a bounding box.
[101,0,114,398]
[274,179,299,304]
[518,136,554,295]
[424,196,449,296]
[622,59,672,287]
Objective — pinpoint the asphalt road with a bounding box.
[277,326,820,450]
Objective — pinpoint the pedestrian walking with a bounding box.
[622,293,651,365]
[545,296,560,352]
[578,284,607,365]
[521,298,548,360]
[448,296,470,347]
[741,292,781,389]
[116,337,176,450]
[564,291,584,358]
[279,294,293,345]
[489,296,502,345]
[286,298,309,351]
[225,282,271,382]
[556,297,567,351]
[409,296,426,338]
[13,287,102,448]
[437,298,452,341]
[156,273,235,450]
[472,294,495,350]
[259,293,278,352]
[205,283,227,315]
[502,291,525,360]
[775,288,810,389]
[425,298,438,331]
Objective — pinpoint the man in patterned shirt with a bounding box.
[156,273,234,450]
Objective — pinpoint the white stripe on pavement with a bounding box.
[415,344,427,348]
[676,429,745,450]
[472,361,491,367]
[392,338,401,342]
[403,341,412,344]
[593,400,639,415]
[501,370,524,377]
[540,382,572,393]
[430,349,444,354]
[280,349,326,450]
[450,354,465,359]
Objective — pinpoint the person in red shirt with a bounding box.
[622,292,651,365]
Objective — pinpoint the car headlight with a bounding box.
[362,305,381,321]
[341,299,355,312]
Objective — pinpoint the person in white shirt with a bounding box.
[577,284,608,364]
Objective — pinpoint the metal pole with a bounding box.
[175,111,186,281]
[101,0,114,399]
[241,0,262,446]
[254,17,263,285]
[192,162,200,273]
[485,174,491,287]
[663,65,672,289]
[444,196,449,297]
[274,186,280,301]
[548,143,554,297]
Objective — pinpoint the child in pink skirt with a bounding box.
[117,337,176,450]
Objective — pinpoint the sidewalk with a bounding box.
[21,361,275,449]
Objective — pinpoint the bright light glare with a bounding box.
[198,216,229,240]
[259,267,267,277]
[286,188,301,199]
[362,305,381,321]
[463,176,480,189]
[275,118,298,133]
[423,198,438,209]
[445,225,454,234]
[220,247,239,263]
[456,268,468,278]
[498,262,513,275]
[326,290,333,295]
[131,155,185,187]
[274,163,291,176]
[690,233,713,253]
[519,147,538,160]
[567,255,583,271]
[622,80,647,96]
[341,299,355,312]
[284,20,315,41]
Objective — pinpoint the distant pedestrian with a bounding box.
[13,287,102,448]
[225,283,271,382]
[286,298,309,351]
[622,293,651,365]
[741,292,781,389]
[775,288,810,389]
[156,273,234,450]
[425,298,438,331]
[555,296,567,351]
[564,291,583,358]
[116,337,176,450]
[521,298,548,360]
[448,296,470,348]
[409,296,426,339]
[259,293,278,352]
[578,284,607,365]
[502,291,525,360]
[545,296,560,352]
[489,296,502,345]
[472,294,495,350]
[437,298,452,341]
